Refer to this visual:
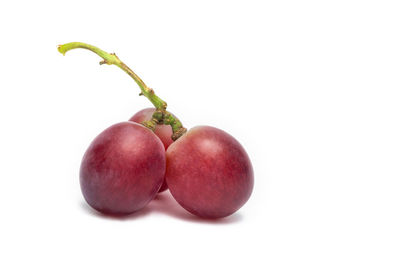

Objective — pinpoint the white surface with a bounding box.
[0,1,399,266]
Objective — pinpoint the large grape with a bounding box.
[165,126,253,218]
[80,121,165,214]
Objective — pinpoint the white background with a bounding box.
[0,1,399,266]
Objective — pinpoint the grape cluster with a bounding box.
[59,42,254,219]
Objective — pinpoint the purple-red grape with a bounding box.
[165,126,254,219]
[129,108,174,150]
[129,108,176,192]
[80,121,165,215]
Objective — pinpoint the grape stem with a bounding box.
[58,42,186,140]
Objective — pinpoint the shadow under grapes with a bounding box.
[79,191,243,224]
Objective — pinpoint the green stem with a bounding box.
[58,42,167,109]
[58,42,186,140]
[163,111,187,141]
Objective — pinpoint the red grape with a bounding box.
[129,108,174,150]
[165,126,254,219]
[129,108,176,192]
[80,121,165,215]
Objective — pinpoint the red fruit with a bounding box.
[129,108,174,150]
[165,126,254,219]
[80,121,165,215]
[130,108,176,192]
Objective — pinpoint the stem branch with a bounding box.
[58,42,186,140]
[58,42,166,109]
